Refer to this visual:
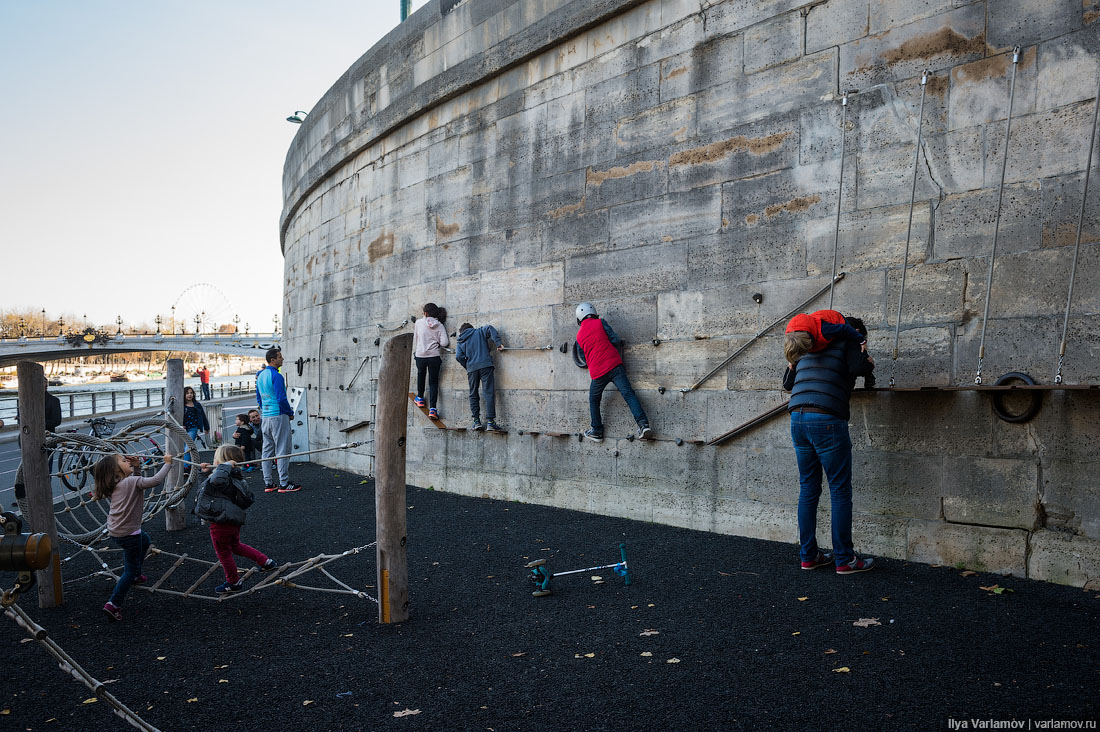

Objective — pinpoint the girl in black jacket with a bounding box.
[194,445,277,594]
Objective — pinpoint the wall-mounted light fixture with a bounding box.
[286,111,309,124]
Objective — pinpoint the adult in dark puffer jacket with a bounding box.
[783,336,876,575]
[194,446,276,594]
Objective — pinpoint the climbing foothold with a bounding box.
[658,386,666,394]
[652,339,661,346]
[675,438,684,446]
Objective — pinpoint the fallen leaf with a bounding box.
[961,570,977,577]
[647,604,655,607]
[303,700,314,706]
[342,634,353,637]
[214,664,229,669]
[156,656,166,661]
[792,632,801,636]
[881,597,889,601]
[359,480,369,484]
[832,667,851,673]
[797,597,809,602]
[666,658,681,664]
[640,652,653,657]
[0,709,9,715]
[631,605,638,609]
[591,576,602,581]
[511,652,526,657]
[584,652,595,658]
[20,638,32,644]
[639,629,659,637]
[394,709,421,718]
[824,649,837,655]
[718,571,732,576]
[83,698,98,704]
[218,680,228,684]
[853,618,881,628]
[186,698,198,703]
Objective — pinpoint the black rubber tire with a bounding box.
[59,450,89,491]
[991,372,1042,424]
[572,341,587,369]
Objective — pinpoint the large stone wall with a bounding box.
[280,0,1100,586]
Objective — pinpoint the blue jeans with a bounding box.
[109,530,151,606]
[467,367,496,421]
[186,427,200,464]
[790,412,854,565]
[589,365,648,431]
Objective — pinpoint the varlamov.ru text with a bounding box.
[947,721,1096,730]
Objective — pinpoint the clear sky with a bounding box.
[1,0,428,333]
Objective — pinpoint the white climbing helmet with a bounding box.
[575,302,598,324]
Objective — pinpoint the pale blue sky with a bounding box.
[1,1,427,333]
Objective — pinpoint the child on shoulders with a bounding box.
[784,309,867,364]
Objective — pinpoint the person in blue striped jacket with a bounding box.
[255,348,301,493]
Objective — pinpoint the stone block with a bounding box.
[477,262,564,312]
[650,339,731,392]
[712,497,796,544]
[984,100,1098,187]
[469,226,543,274]
[715,444,800,504]
[608,186,722,249]
[806,201,931,277]
[1028,530,1100,587]
[865,325,954,386]
[656,284,770,340]
[659,33,744,102]
[581,63,662,130]
[703,388,792,448]
[587,1,663,59]
[488,169,586,230]
[851,513,912,560]
[947,47,1038,131]
[806,0,869,52]
[1036,26,1100,111]
[635,12,704,67]
[652,489,719,533]
[524,68,575,109]
[988,245,1100,319]
[850,452,945,519]
[696,50,837,135]
[867,0,965,36]
[986,0,1083,51]
[565,240,688,300]
[1041,458,1100,539]
[618,438,718,492]
[744,13,802,74]
[612,97,695,157]
[932,182,1043,260]
[704,0,808,38]
[585,154,670,210]
[838,4,986,89]
[940,456,1038,528]
[668,112,800,192]
[855,128,983,210]
[905,519,1029,575]
[1039,172,1100,250]
[850,390,994,456]
[884,259,968,327]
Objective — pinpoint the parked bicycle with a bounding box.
[49,417,164,491]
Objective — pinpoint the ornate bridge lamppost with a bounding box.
[116,316,123,335]
[233,314,240,334]
[194,314,201,335]
[18,318,26,338]
[171,305,177,334]
[57,317,65,337]
[273,314,280,335]
[155,315,163,335]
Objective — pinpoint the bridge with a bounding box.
[0,330,282,367]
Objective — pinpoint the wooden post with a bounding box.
[375,333,412,624]
[17,361,63,608]
[164,358,187,531]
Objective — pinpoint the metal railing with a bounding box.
[0,380,255,423]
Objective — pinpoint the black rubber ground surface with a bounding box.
[3,460,1098,731]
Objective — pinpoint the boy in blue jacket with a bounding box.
[455,323,504,432]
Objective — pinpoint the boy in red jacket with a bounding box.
[575,302,652,442]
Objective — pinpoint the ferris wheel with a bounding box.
[171,283,236,334]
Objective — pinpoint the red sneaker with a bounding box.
[836,556,876,575]
[103,602,122,622]
[133,574,148,585]
[800,552,832,570]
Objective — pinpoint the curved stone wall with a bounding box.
[281,0,1100,585]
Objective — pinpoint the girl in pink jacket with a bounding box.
[412,302,449,419]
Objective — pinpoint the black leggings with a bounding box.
[415,356,442,408]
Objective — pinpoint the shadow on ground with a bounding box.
[3,461,1098,730]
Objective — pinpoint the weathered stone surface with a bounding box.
[839,4,986,89]
[285,0,1100,587]
[1028,531,1100,587]
[906,519,1029,575]
[806,0,869,53]
[744,13,802,74]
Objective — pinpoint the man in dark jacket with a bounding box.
[455,323,504,432]
[783,332,876,575]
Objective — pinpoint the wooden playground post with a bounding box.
[164,358,187,531]
[16,361,63,608]
[375,333,412,623]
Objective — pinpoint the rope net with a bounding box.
[16,417,199,545]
